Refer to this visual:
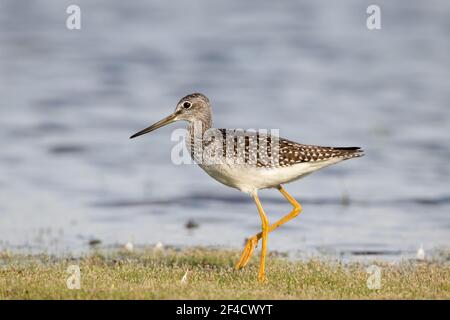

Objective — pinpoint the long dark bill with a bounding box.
[130,113,178,139]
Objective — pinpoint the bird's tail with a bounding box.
[333,147,364,160]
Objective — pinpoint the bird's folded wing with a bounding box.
[213,129,363,167]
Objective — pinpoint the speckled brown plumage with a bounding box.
[191,129,364,168]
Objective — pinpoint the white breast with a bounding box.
[198,158,342,194]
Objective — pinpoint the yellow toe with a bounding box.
[235,236,258,269]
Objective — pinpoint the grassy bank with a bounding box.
[0,248,449,299]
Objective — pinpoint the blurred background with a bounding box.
[0,0,449,259]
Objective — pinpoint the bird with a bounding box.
[130,93,363,282]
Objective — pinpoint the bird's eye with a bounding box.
[182,101,192,109]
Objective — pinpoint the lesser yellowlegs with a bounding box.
[130,93,363,282]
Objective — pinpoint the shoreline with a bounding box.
[1,247,449,299]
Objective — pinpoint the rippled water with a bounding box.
[0,0,449,259]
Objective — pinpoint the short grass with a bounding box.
[0,248,449,299]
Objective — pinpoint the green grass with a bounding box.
[0,248,449,299]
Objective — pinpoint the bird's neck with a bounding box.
[188,114,212,137]
[187,115,212,156]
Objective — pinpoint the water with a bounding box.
[0,0,449,259]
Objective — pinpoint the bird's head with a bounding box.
[130,93,211,139]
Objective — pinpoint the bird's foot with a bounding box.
[235,236,258,270]
[257,270,266,283]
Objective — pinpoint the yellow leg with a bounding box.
[235,185,302,270]
[253,193,269,282]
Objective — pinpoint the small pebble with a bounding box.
[185,219,199,229]
[416,244,425,260]
[124,241,134,252]
[88,239,101,247]
[154,241,163,251]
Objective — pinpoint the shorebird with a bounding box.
[130,93,363,282]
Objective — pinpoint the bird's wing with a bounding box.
[213,129,363,168]
[277,138,364,167]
